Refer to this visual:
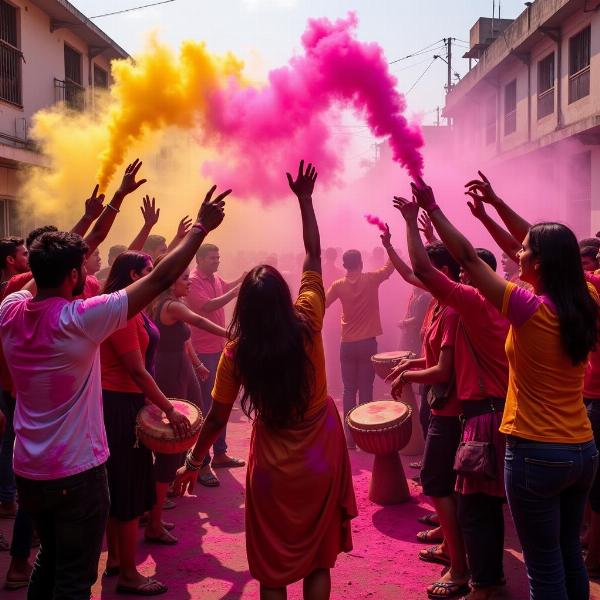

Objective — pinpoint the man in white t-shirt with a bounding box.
[0,180,228,599]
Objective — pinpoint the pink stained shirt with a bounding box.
[185,267,227,354]
[436,277,510,402]
[0,290,129,480]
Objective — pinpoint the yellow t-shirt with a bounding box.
[212,271,328,419]
[500,282,593,443]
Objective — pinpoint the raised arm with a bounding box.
[125,185,230,319]
[71,185,105,237]
[465,171,531,244]
[286,160,321,274]
[199,285,240,313]
[380,224,425,289]
[129,195,160,251]
[164,301,228,337]
[411,178,507,311]
[84,159,147,256]
[166,216,193,252]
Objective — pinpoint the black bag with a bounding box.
[426,380,455,410]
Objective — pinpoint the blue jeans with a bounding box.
[0,390,16,503]
[197,351,228,459]
[505,437,598,600]
[340,338,377,439]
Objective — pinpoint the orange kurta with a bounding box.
[212,270,357,586]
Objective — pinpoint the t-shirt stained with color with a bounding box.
[500,282,593,443]
[0,290,129,480]
[584,271,600,399]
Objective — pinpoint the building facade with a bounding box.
[0,0,127,236]
[445,0,600,236]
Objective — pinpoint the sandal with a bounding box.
[417,513,440,526]
[138,516,174,531]
[162,499,176,510]
[4,575,30,590]
[419,545,451,567]
[116,577,168,595]
[409,461,423,469]
[211,456,245,469]
[198,471,220,487]
[417,529,444,544]
[427,580,470,599]
[144,530,178,545]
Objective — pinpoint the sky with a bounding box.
[73,0,528,130]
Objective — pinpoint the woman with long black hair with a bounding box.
[174,161,357,600]
[411,174,599,600]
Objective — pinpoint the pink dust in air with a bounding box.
[364,214,387,232]
[202,13,424,201]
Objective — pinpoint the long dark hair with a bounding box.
[229,265,315,428]
[104,251,152,294]
[529,223,598,364]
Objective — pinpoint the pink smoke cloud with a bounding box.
[364,214,387,232]
[202,13,424,201]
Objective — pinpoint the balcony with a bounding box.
[569,66,590,104]
[537,88,554,119]
[0,40,22,106]
[54,78,85,111]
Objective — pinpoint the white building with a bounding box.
[0,0,127,236]
[444,0,600,236]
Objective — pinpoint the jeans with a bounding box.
[16,464,110,600]
[458,493,505,588]
[505,437,598,600]
[197,351,228,459]
[0,390,16,503]
[340,337,377,439]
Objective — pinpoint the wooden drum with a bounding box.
[371,350,425,456]
[347,401,412,505]
[136,399,203,454]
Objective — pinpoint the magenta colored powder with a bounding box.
[364,214,387,232]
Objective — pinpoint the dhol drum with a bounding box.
[371,351,425,456]
[347,400,412,505]
[136,399,203,454]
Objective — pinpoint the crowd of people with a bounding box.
[0,156,598,600]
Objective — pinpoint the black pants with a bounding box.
[458,492,505,588]
[16,464,110,600]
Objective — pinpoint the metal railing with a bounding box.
[54,78,85,111]
[0,40,22,106]
[537,88,554,119]
[569,66,590,104]
[504,110,516,136]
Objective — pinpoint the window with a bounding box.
[59,44,84,110]
[537,53,555,119]
[93,65,108,89]
[569,26,590,103]
[0,0,21,106]
[567,151,591,236]
[504,80,517,136]
[0,197,21,238]
[485,95,496,145]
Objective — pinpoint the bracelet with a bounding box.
[399,370,408,383]
[191,223,207,235]
[185,450,203,471]
[106,204,120,213]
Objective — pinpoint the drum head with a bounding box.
[138,399,201,439]
[371,351,413,363]
[348,400,409,430]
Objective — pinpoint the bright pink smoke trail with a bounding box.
[202,13,424,201]
[365,214,387,232]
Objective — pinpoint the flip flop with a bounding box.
[212,457,246,468]
[4,575,30,590]
[138,516,174,531]
[162,499,176,510]
[417,513,440,526]
[116,577,168,596]
[419,545,451,567]
[144,530,178,545]
[410,461,423,469]
[427,580,470,599]
[417,529,444,544]
[198,471,220,487]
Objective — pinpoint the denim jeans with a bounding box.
[16,464,110,600]
[340,337,377,439]
[0,390,17,503]
[505,437,598,600]
[197,351,228,459]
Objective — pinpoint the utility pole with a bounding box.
[446,37,452,92]
[436,106,440,126]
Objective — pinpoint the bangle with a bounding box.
[191,223,207,235]
[399,370,408,383]
[106,204,120,213]
[194,363,204,371]
[185,450,203,471]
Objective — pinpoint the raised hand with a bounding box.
[393,196,420,222]
[141,195,160,228]
[410,177,438,212]
[84,184,105,221]
[117,158,147,196]
[464,171,502,207]
[286,160,318,199]
[176,216,193,239]
[380,224,392,249]
[466,195,488,220]
[418,213,437,243]
[197,185,231,232]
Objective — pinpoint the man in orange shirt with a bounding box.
[325,250,394,446]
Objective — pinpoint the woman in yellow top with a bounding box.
[174,161,357,600]
[411,174,598,600]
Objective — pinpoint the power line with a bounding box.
[405,57,438,95]
[388,39,445,64]
[392,54,441,73]
[90,0,176,19]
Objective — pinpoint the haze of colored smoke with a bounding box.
[364,214,387,232]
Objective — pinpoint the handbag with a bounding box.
[452,321,498,480]
[426,379,455,410]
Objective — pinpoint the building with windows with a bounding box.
[444,0,600,236]
[0,0,127,236]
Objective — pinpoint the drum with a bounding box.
[371,351,414,381]
[136,399,203,454]
[347,400,412,505]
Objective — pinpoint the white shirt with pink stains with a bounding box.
[0,290,128,480]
